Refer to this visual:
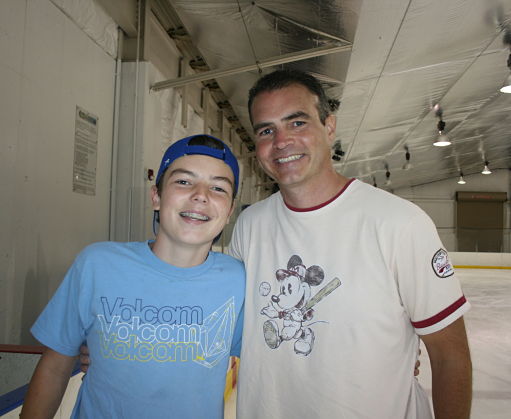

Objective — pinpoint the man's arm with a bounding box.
[20,346,77,419]
[421,317,472,419]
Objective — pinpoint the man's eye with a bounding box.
[175,179,190,185]
[292,121,305,127]
[211,186,227,193]
[258,127,273,137]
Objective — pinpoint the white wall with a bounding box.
[394,169,510,252]
[0,0,116,344]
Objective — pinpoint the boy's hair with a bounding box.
[247,69,333,125]
[153,134,239,235]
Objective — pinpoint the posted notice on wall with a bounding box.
[73,106,98,196]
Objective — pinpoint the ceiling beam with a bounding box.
[150,43,352,92]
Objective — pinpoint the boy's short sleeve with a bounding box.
[31,249,92,356]
[230,303,244,358]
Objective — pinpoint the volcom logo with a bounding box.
[431,249,454,278]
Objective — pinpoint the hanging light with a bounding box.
[433,105,451,147]
[481,161,492,175]
[500,74,511,93]
[433,119,451,146]
[402,146,412,170]
[499,53,511,93]
[331,141,344,161]
[457,172,466,185]
[384,166,392,186]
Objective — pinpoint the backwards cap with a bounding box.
[156,134,239,194]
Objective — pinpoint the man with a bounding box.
[228,69,472,419]
[22,135,245,419]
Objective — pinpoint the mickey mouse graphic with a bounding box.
[260,255,341,356]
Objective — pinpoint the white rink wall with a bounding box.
[451,252,511,267]
[393,169,511,252]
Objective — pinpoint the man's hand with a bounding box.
[79,344,90,373]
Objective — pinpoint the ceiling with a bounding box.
[153,0,511,191]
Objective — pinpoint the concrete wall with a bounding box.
[0,0,116,344]
[0,0,264,346]
[394,169,510,252]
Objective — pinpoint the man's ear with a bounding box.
[325,114,337,144]
[151,185,161,211]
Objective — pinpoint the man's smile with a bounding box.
[276,154,304,164]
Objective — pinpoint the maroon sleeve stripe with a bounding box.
[411,296,467,329]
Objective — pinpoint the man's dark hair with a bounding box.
[247,69,332,125]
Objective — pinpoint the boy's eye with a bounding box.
[175,179,190,185]
[211,186,227,193]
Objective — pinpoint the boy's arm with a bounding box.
[20,346,77,419]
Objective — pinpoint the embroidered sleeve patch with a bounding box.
[431,248,454,278]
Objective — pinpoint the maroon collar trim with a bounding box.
[285,178,356,212]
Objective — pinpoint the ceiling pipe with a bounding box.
[150,43,352,92]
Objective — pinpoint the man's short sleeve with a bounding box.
[226,216,244,261]
[394,210,470,335]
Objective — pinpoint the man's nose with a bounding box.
[273,129,293,150]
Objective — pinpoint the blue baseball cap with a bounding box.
[156,134,239,194]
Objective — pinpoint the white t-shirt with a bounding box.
[229,179,469,419]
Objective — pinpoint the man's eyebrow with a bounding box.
[253,111,311,133]
[282,111,310,121]
[253,121,271,134]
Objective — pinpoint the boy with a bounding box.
[21,134,245,419]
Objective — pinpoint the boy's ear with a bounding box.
[151,185,161,211]
[226,200,236,222]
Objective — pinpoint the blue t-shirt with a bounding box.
[31,241,245,419]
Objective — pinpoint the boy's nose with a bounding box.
[191,185,208,202]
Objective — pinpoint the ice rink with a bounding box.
[417,268,511,419]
